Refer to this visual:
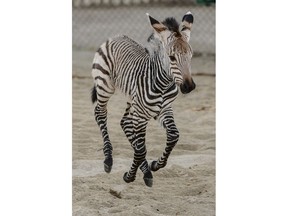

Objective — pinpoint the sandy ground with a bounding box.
[72,49,215,216]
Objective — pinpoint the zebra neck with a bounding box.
[146,34,169,68]
[146,34,173,91]
[150,55,173,92]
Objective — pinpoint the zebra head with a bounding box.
[147,12,196,94]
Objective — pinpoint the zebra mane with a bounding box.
[162,17,181,37]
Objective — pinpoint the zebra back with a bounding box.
[93,35,152,96]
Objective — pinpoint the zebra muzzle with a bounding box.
[180,78,196,94]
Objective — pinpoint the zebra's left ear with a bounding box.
[181,11,194,42]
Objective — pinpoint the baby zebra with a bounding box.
[91,12,195,187]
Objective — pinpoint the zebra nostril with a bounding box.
[184,83,189,91]
[180,79,196,94]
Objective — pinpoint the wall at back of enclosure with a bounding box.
[72,0,215,57]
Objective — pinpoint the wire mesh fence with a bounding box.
[72,0,215,55]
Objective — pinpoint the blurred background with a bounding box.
[73,0,215,54]
[72,0,215,76]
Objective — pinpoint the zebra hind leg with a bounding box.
[123,151,153,187]
[120,102,134,144]
[120,103,137,183]
[94,103,113,173]
[93,84,115,173]
[123,150,153,187]
[122,117,153,187]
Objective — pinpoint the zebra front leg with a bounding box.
[94,104,113,173]
[122,118,153,187]
[150,109,179,172]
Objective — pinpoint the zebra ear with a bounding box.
[146,13,170,43]
[180,11,194,42]
[146,13,167,33]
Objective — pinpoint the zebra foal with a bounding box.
[91,12,195,187]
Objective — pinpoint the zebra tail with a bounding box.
[91,85,97,103]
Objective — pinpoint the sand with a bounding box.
[72,49,215,215]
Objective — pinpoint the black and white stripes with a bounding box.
[91,12,195,187]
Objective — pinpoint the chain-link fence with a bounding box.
[72,0,215,55]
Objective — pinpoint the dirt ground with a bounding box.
[72,49,215,216]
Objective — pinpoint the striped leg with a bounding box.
[150,107,179,171]
[94,104,113,173]
[123,115,153,187]
[93,83,115,173]
[120,102,134,144]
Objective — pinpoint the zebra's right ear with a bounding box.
[146,13,167,33]
[146,13,169,43]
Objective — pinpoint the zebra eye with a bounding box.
[169,56,176,61]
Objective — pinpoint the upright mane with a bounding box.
[162,17,181,37]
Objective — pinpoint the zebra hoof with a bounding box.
[143,171,153,187]
[149,160,159,172]
[104,157,113,173]
[123,172,135,183]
